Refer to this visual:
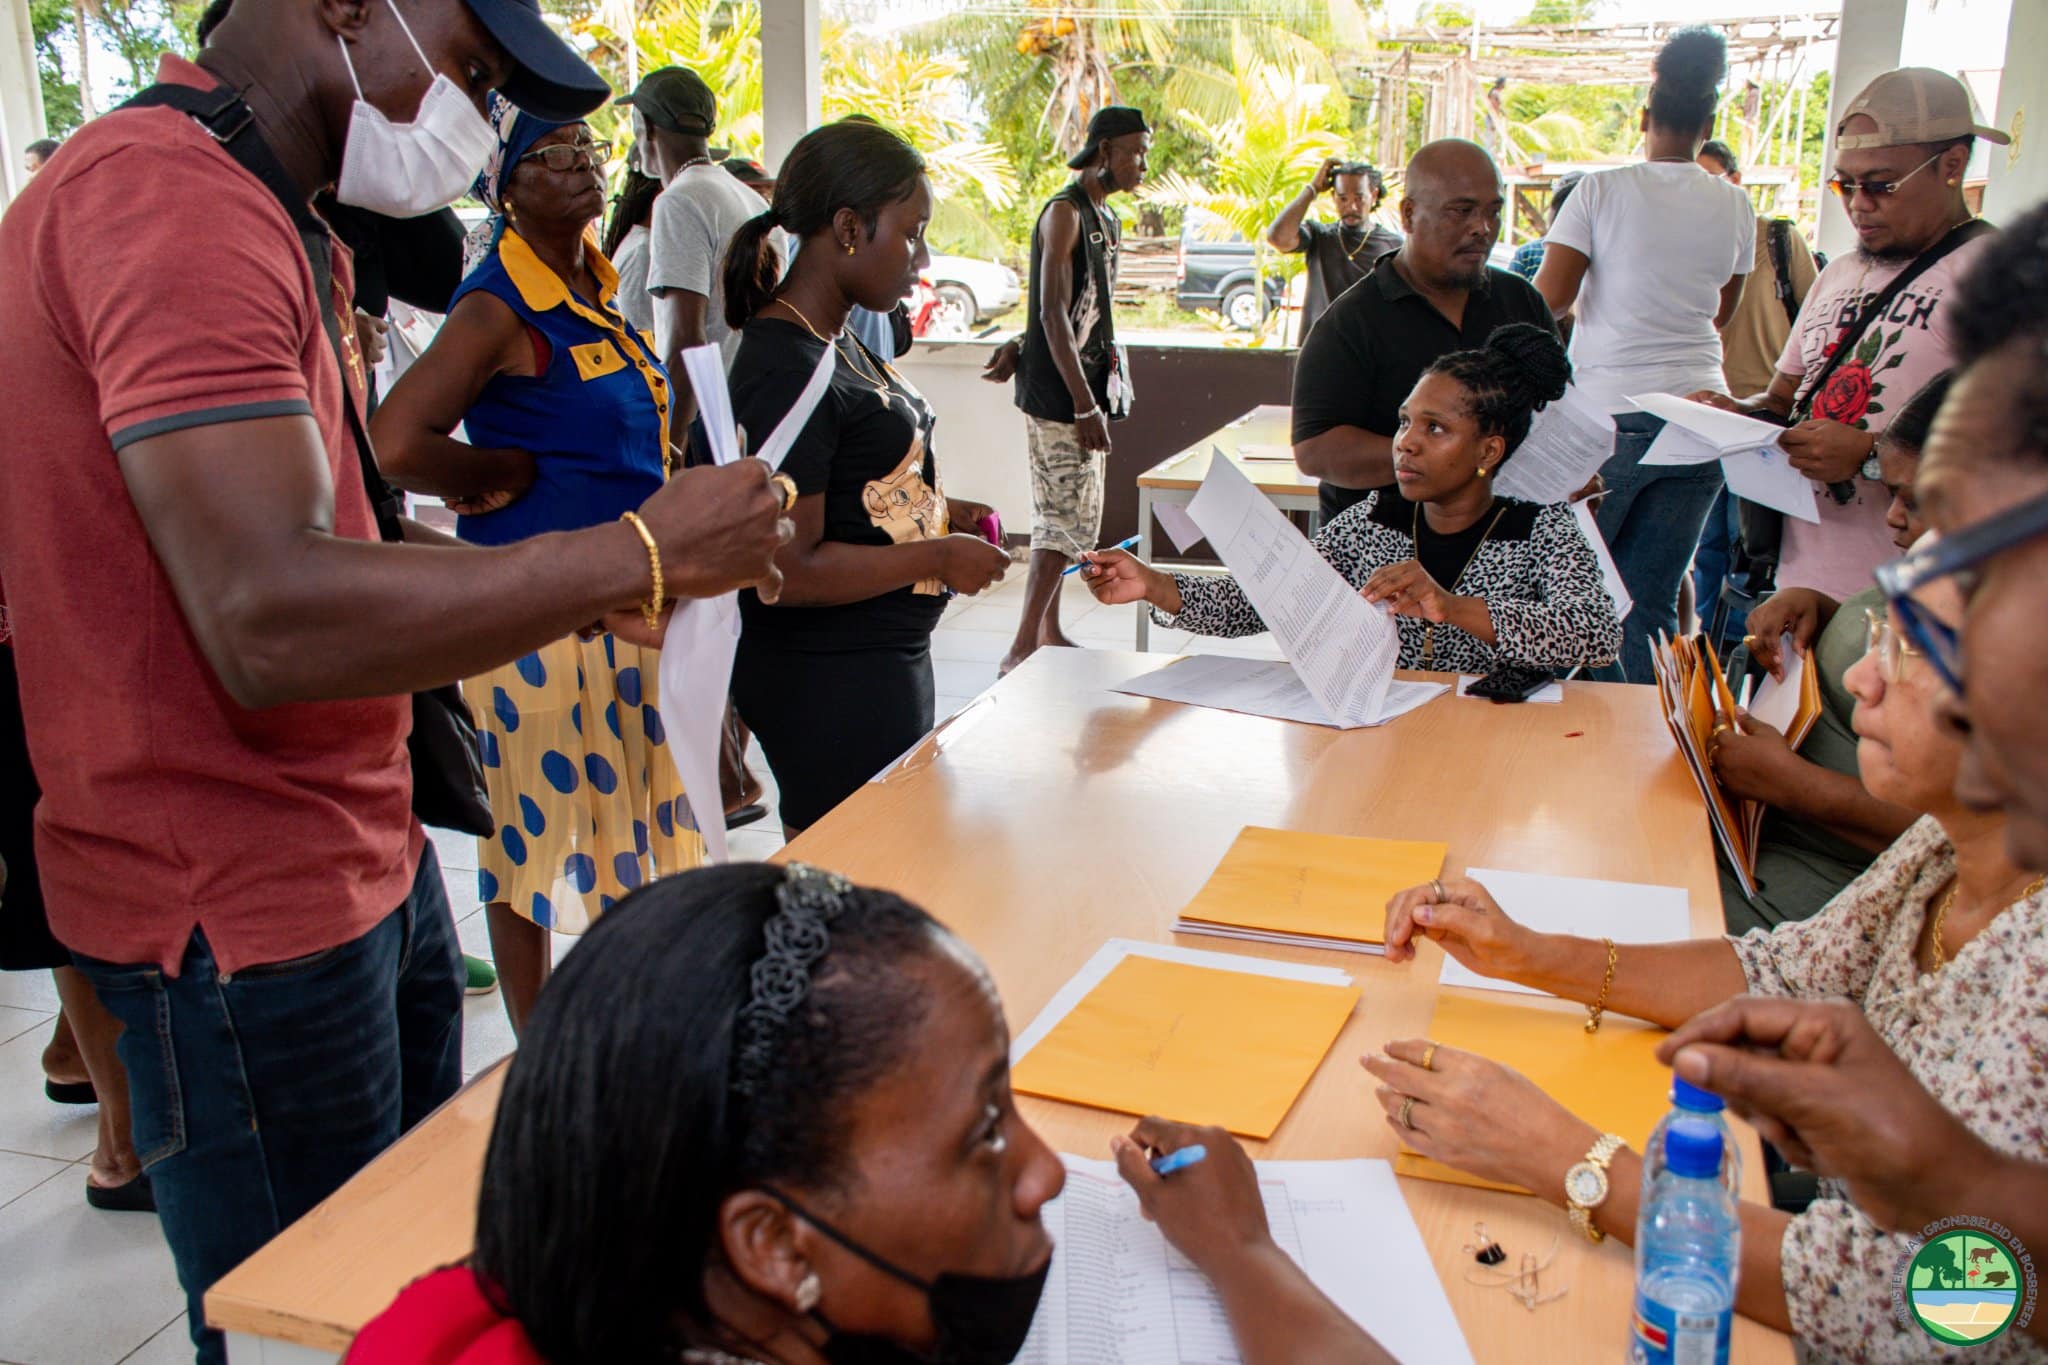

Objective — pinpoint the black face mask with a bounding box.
[767,1189,1050,1365]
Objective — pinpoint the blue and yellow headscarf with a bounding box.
[461,91,571,276]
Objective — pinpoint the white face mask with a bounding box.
[334,0,495,218]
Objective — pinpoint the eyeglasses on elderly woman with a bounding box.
[1874,485,2048,694]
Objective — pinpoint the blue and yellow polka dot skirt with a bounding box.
[464,631,701,932]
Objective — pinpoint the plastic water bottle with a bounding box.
[1641,1075,1743,1198]
[1631,1121,1740,1365]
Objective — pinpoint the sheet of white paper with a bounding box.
[1438,868,1690,996]
[1185,453,1398,726]
[1457,674,1564,704]
[1720,443,1822,524]
[1151,500,1204,553]
[1237,443,1296,461]
[1012,938,1350,1064]
[657,343,837,862]
[1639,422,1725,467]
[1628,392,1789,454]
[1020,1156,1473,1365]
[1113,655,1447,729]
[1748,635,1807,733]
[1572,500,1633,622]
[1492,385,1615,504]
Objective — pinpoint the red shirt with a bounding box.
[348,1267,546,1365]
[0,55,420,975]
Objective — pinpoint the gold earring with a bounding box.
[1478,466,1490,478]
[844,241,857,255]
[795,1273,821,1313]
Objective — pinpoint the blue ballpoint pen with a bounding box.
[1063,534,1141,576]
[1149,1143,1208,1177]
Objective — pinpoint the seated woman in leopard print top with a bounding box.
[1080,323,1621,674]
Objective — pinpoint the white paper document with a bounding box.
[1013,938,1351,1063]
[1572,500,1633,622]
[1457,674,1563,704]
[1720,443,1822,524]
[1639,422,1726,467]
[1114,654,1447,730]
[1747,635,1807,733]
[1020,1156,1473,1365]
[654,342,835,863]
[1151,499,1205,554]
[1491,384,1615,504]
[1628,392,1789,454]
[1437,868,1690,996]
[1185,452,1400,726]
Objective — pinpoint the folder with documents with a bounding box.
[1174,826,1449,952]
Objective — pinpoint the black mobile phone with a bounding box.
[1467,664,1553,704]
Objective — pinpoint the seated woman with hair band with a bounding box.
[1082,323,1622,675]
[371,97,692,1033]
[720,119,1012,838]
[348,863,1396,1364]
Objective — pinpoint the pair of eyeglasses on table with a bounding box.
[1875,485,2048,693]
[518,140,612,172]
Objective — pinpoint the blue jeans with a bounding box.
[1591,413,1727,684]
[1691,488,1756,652]
[73,843,463,1364]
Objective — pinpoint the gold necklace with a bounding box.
[772,299,892,399]
[1411,499,1508,666]
[1930,873,2047,970]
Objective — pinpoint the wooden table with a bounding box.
[1134,404,1320,650]
[208,650,1792,1364]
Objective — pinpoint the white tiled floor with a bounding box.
[0,571,1275,1363]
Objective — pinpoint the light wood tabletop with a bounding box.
[207,648,1791,1364]
[1135,404,1317,497]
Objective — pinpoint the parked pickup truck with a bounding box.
[1174,208,1285,331]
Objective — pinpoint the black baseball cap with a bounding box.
[617,67,718,137]
[461,0,610,122]
[1067,105,1149,169]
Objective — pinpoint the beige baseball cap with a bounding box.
[1836,68,2010,149]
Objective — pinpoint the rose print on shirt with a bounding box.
[1812,324,1907,429]
[863,434,950,595]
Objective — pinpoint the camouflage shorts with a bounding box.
[1026,415,1106,558]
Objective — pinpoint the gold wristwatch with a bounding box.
[1564,1133,1625,1243]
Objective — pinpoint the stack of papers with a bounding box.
[1394,993,1673,1194]
[1628,393,1821,525]
[1115,654,1449,729]
[1021,1155,1473,1364]
[1174,826,1448,953]
[1491,384,1616,505]
[1436,869,1690,996]
[1011,940,1359,1139]
[1650,631,1823,899]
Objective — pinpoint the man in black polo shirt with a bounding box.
[1291,139,1556,520]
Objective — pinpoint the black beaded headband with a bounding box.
[730,863,852,1100]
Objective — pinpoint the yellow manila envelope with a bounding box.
[1011,954,1360,1139]
[1394,993,1673,1193]
[1179,826,1449,945]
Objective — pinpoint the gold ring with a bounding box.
[771,473,799,513]
[1397,1096,1419,1131]
[1421,1042,1439,1072]
[1712,722,1734,738]
[1742,634,1759,647]
[1430,878,1446,902]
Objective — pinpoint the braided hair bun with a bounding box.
[1647,25,1727,133]
[1422,323,1572,466]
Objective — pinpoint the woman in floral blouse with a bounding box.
[1366,561,2044,1362]
[1079,324,1622,676]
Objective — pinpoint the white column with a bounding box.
[759,0,820,174]
[1816,0,1909,258]
[1984,0,2046,222]
[1,0,49,210]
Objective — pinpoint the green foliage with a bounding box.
[30,0,83,134]
[31,0,209,136]
[1521,0,1600,22]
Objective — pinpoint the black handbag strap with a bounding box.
[1790,217,1993,422]
[118,82,406,545]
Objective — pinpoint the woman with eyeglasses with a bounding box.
[373,97,694,1034]
[1690,68,2001,605]
[1367,560,2046,1360]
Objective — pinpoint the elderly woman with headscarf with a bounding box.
[373,94,695,1035]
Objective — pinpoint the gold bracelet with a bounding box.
[619,511,662,632]
[1585,937,1617,1033]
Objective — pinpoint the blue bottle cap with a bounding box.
[1665,1122,1724,1179]
[1671,1074,1726,1113]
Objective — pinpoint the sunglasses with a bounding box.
[1874,484,2048,693]
[1827,150,1942,202]
[519,139,612,173]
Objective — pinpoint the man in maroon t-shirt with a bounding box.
[0,0,789,1355]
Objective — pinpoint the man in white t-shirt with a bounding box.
[622,67,767,450]
[1691,68,2004,601]
[1533,25,1754,682]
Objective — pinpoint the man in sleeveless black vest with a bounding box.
[998,105,1149,675]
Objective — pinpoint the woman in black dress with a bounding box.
[721,121,1011,836]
